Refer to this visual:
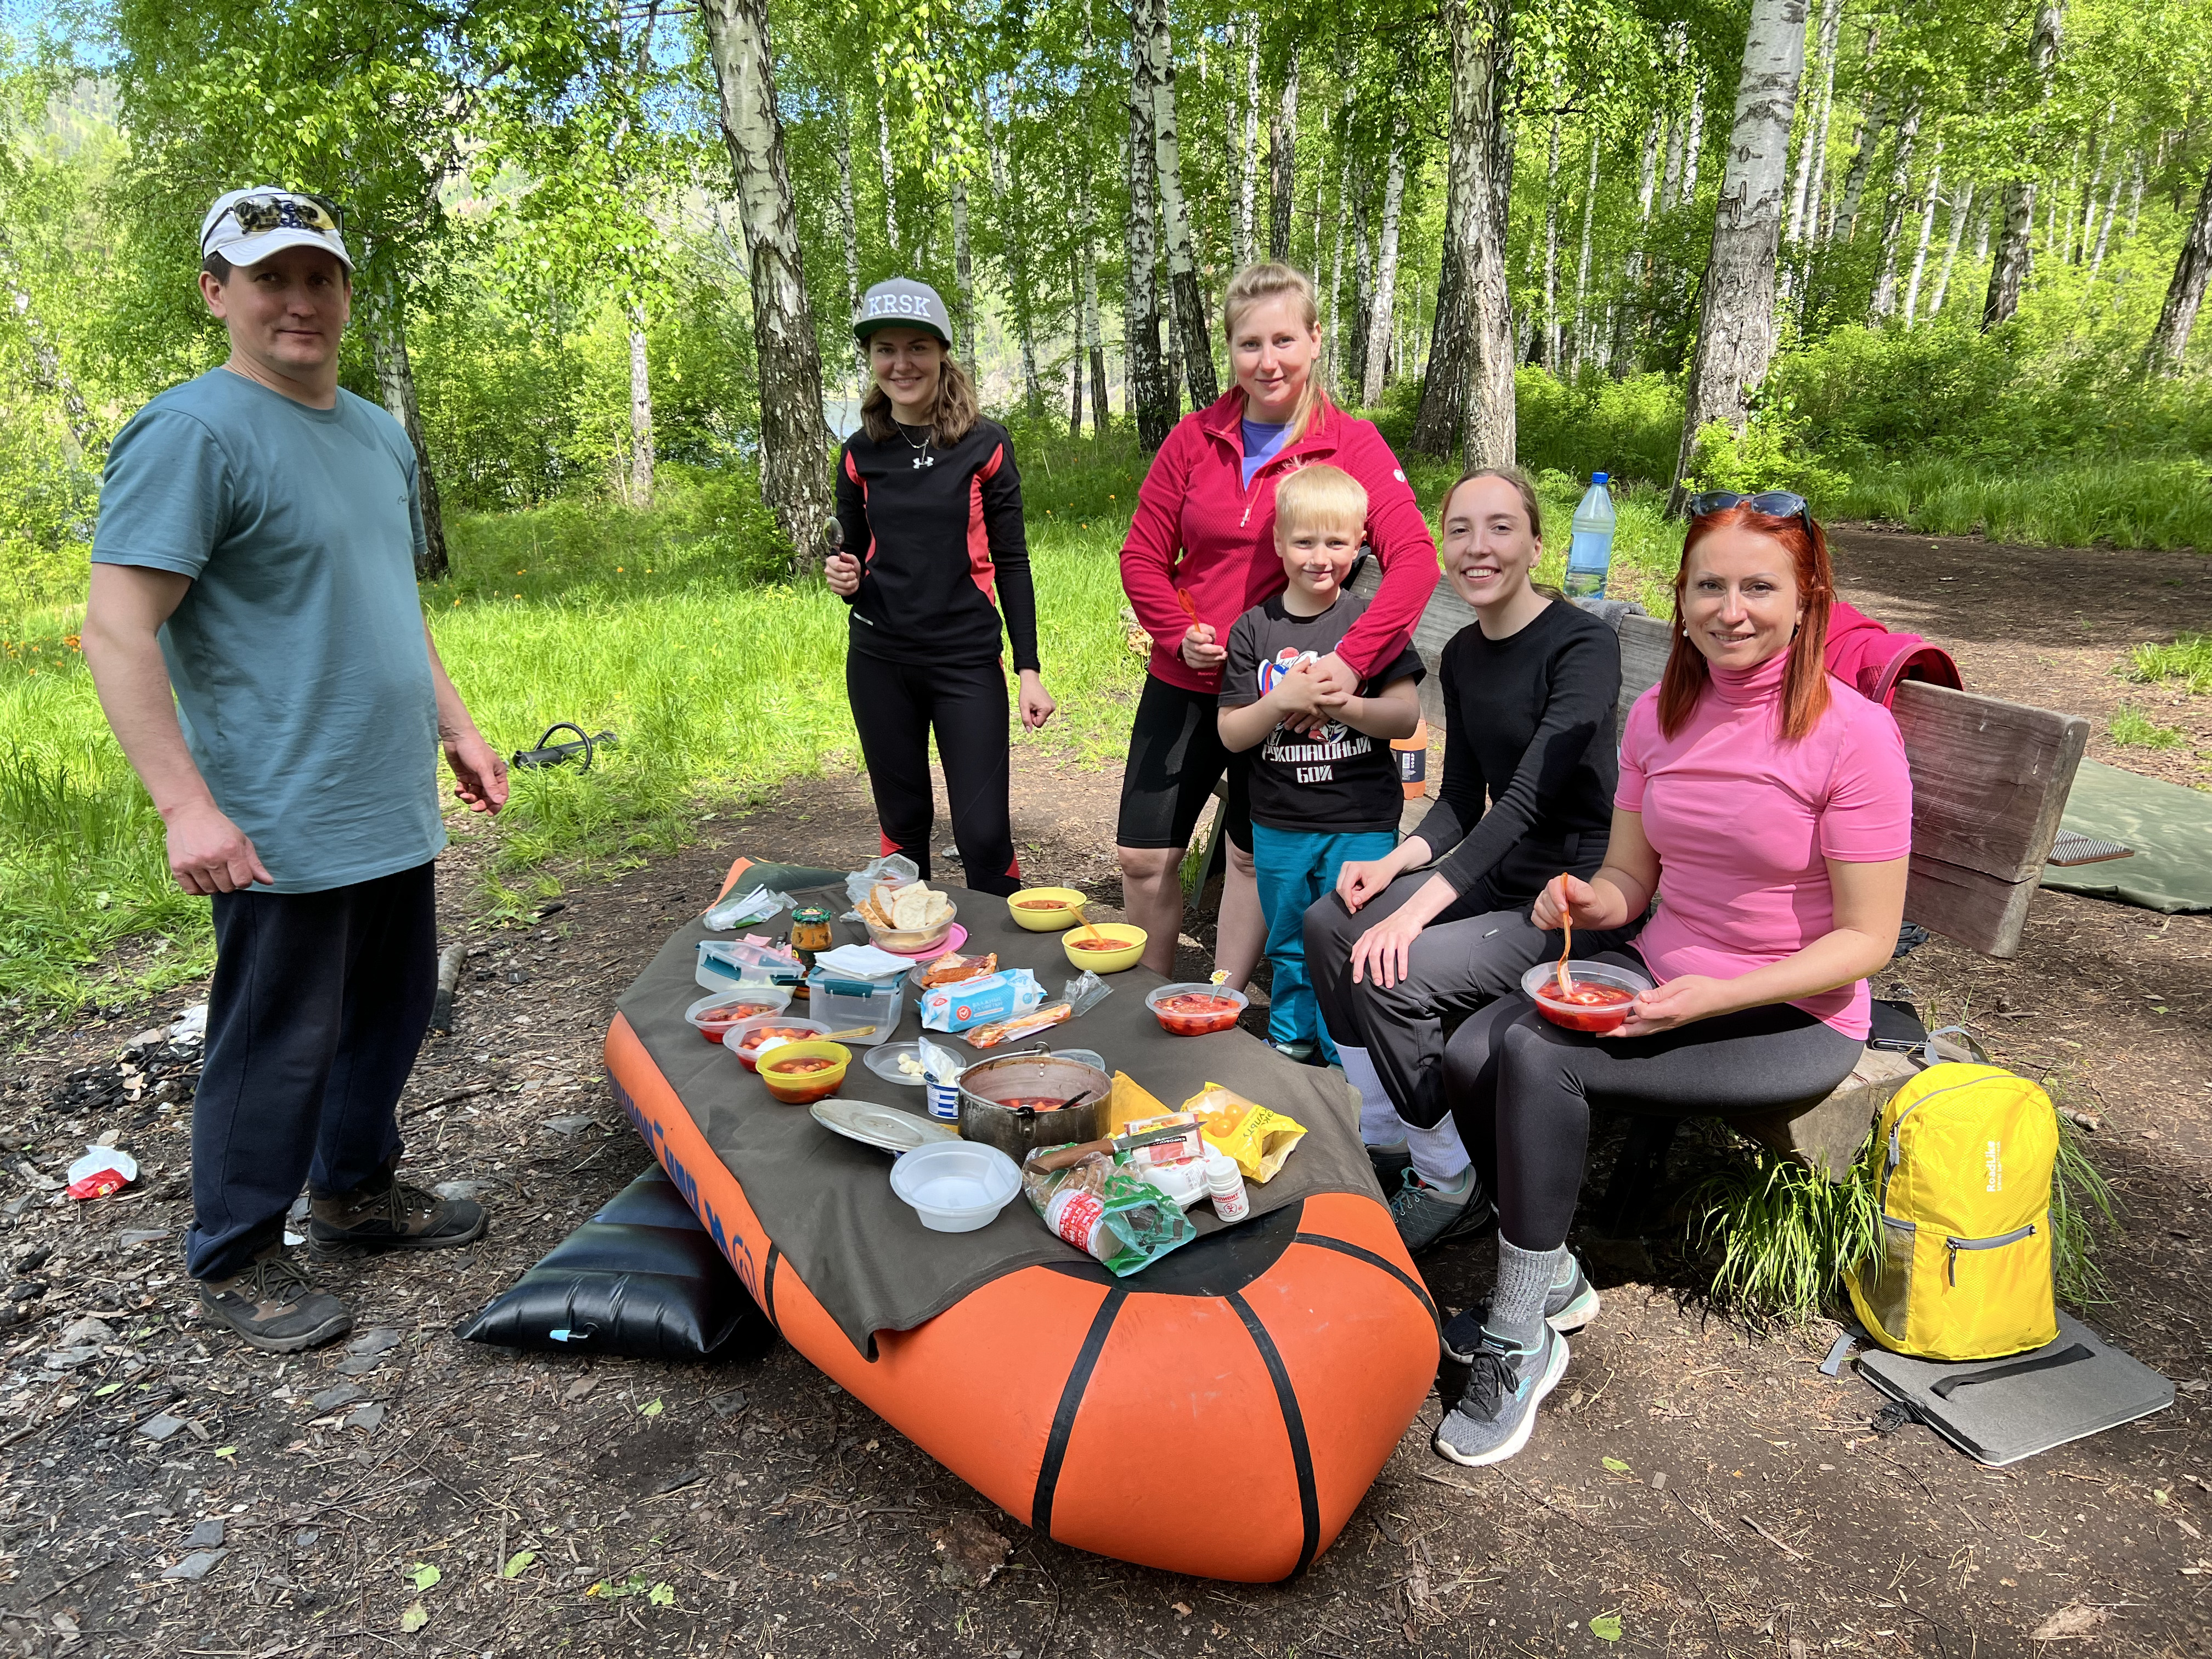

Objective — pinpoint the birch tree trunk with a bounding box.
[1613,110,1663,369]
[1928,179,1972,316]
[1680,77,1707,200]
[1667,0,1809,514]
[628,309,655,506]
[1127,10,1177,448]
[1147,0,1218,408]
[1360,111,1407,407]
[1085,217,1111,434]
[1902,145,1942,325]
[1869,93,1922,320]
[1448,0,1516,467]
[2085,171,2123,284]
[1787,0,1842,249]
[1268,46,1299,262]
[2145,159,2212,375]
[874,80,900,253]
[1236,18,1260,269]
[1982,0,2062,330]
[1325,86,1351,383]
[1410,182,1470,454]
[1569,126,1598,371]
[834,106,865,386]
[1541,93,1563,368]
[699,0,834,566]
[1833,89,1886,242]
[985,93,1044,414]
[362,279,450,580]
[950,172,975,365]
[1348,155,1374,395]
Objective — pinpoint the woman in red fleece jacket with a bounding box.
[1116,263,1440,981]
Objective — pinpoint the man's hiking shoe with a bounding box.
[198,1249,352,1353]
[1434,1324,1568,1468]
[1365,1138,1413,1187]
[1442,1256,1600,1363]
[309,1173,487,1254]
[1389,1166,1495,1254]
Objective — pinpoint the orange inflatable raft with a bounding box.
[602,873,1440,1582]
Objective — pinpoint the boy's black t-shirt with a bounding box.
[1218,590,1425,835]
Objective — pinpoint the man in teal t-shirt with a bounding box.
[84,187,509,1352]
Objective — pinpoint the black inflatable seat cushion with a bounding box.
[456,1166,771,1361]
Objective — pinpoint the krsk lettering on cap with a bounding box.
[200,187,355,272]
[854,276,952,346]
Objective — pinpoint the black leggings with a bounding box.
[845,652,1022,897]
[1442,950,1863,1249]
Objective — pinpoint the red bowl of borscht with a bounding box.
[1519,960,1655,1033]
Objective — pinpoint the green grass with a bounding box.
[1834,456,2212,552]
[2121,631,2212,696]
[1691,1116,2112,1323]
[2109,705,2189,749]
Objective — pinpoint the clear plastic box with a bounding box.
[805,971,904,1047]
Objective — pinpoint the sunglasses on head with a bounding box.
[208,191,346,250]
[1687,489,1814,534]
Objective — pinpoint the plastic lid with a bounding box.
[1591,471,1609,484]
[1204,1144,1243,1192]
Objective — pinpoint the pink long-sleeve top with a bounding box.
[1119,391,1440,694]
[1616,651,1915,1039]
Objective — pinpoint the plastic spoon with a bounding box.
[1554,874,1574,998]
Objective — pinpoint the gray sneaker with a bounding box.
[1441,1257,1600,1363]
[1388,1167,1496,1254]
[198,1248,352,1353]
[1365,1139,1413,1187]
[1434,1324,1570,1468]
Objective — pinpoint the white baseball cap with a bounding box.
[200,187,354,272]
[854,276,952,346]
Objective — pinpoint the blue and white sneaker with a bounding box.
[1434,1324,1570,1468]
[1441,1256,1600,1363]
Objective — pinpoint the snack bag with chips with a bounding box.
[1020,1146,1197,1276]
[1183,1084,1308,1183]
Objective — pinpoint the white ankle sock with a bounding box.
[1404,1115,1472,1185]
[1338,1045,1408,1147]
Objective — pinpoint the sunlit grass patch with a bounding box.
[2120,631,2212,696]
[2109,704,2188,748]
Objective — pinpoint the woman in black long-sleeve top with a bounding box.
[1302,469,1637,1251]
[825,277,1054,896]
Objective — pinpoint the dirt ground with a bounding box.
[1,531,2208,1658]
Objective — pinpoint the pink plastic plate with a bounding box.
[880,923,968,961]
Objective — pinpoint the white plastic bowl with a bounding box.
[887,1141,1022,1233]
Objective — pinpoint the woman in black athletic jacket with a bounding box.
[824,277,1054,897]
[1302,468,1639,1252]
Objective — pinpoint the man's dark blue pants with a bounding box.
[186,861,438,1281]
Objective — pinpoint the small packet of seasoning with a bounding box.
[1184,1083,1308,1183]
[1061,970,1112,1018]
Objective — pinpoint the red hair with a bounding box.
[1658,505,1835,741]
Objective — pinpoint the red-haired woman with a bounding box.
[1430,493,1912,1470]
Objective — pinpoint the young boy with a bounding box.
[1218,464,1424,1064]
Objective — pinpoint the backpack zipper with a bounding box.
[1880,1069,1999,1213]
[1944,1223,2036,1286]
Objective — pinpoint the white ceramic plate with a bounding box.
[810,1098,961,1154]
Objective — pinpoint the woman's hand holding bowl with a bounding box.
[1601,973,1728,1039]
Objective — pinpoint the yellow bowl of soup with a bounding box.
[1007,887,1087,932]
[1060,922,1147,974]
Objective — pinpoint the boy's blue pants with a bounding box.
[1249,823,1397,1062]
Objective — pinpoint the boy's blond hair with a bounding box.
[1272,463,1368,540]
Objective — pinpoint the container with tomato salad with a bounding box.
[1144,981,1250,1037]
[724,1014,833,1070]
[759,1040,852,1104]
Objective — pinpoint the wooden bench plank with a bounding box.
[1889,681,2087,884]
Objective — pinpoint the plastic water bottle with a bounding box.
[1564,472,1615,601]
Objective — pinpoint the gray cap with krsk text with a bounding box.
[853,276,952,346]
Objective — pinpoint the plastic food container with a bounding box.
[758,1040,853,1105]
[1146,983,1249,1036]
[1006,887,1086,932]
[861,901,958,955]
[888,1141,1023,1233]
[685,988,795,1044]
[1520,960,1654,1033]
[1060,922,1147,974]
[806,971,904,1047]
[725,1015,833,1071]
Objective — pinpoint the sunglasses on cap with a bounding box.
[1686,489,1813,534]
[205,191,347,250]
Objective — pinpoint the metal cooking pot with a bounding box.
[956,1047,1112,1163]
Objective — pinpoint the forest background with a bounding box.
[1,0,2209,1008]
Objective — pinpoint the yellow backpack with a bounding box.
[1847,1063,2059,1361]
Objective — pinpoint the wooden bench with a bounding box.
[1397,577,2089,1186]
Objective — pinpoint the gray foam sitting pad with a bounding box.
[1858,1311,2174,1466]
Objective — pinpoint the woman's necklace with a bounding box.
[896,419,933,470]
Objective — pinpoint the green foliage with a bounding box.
[1514,368,1681,489]
[2121,633,2212,696]
[1836,456,2212,551]
[1681,405,1853,509]
[2108,705,2188,749]
[2050,1118,2117,1308]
